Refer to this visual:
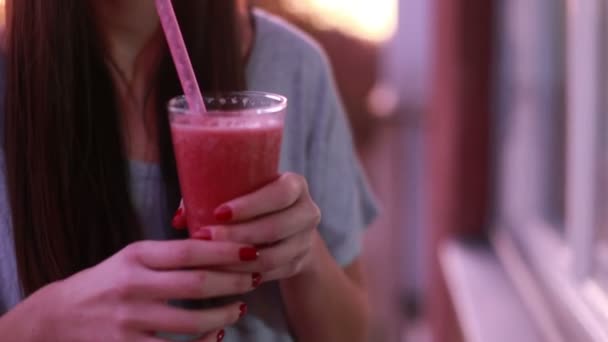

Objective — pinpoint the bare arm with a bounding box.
[190,174,372,341]
[0,240,258,342]
[280,234,369,342]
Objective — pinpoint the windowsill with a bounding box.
[496,222,608,341]
[440,237,543,342]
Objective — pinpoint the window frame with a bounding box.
[566,0,602,280]
[565,0,608,328]
[493,0,608,340]
[594,0,608,289]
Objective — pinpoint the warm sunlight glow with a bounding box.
[281,0,398,42]
[0,0,4,26]
[0,1,397,41]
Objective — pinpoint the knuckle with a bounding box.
[172,244,194,266]
[283,173,305,195]
[114,304,136,330]
[195,270,209,285]
[309,202,322,226]
[259,256,277,272]
[191,271,209,297]
[122,242,145,262]
[112,270,138,300]
[296,174,310,192]
[219,227,235,242]
[234,274,253,292]
[217,244,238,261]
[264,225,282,243]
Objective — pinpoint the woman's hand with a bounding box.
[176,173,322,283]
[1,240,260,342]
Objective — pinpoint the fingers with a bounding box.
[260,254,310,282]
[212,173,305,223]
[133,301,245,336]
[125,240,259,270]
[139,269,257,300]
[199,198,319,246]
[215,230,312,276]
[172,173,305,230]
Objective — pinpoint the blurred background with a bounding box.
[254,0,430,340]
[255,1,608,342]
[3,0,608,341]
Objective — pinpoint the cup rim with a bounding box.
[168,91,288,116]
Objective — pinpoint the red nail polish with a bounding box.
[239,247,259,261]
[214,205,233,222]
[239,303,248,318]
[217,329,225,341]
[171,208,187,229]
[192,228,212,241]
[252,273,262,288]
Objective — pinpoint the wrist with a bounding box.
[0,291,48,341]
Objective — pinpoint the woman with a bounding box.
[0,1,377,341]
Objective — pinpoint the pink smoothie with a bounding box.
[171,114,283,233]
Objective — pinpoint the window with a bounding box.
[597,0,608,274]
[494,0,608,340]
[494,0,565,232]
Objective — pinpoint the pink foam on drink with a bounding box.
[171,115,284,232]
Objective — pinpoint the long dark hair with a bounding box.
[5,0,247,296]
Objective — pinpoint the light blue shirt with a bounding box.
[0,9,378,342]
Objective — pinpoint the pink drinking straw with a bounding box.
[155,0,206,113]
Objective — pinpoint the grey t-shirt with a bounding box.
[0,9,377,342]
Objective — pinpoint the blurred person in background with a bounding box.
[0,0,377,341]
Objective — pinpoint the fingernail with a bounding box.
[239,303,248,318]
[239,247,259,261]
[217,329,225,341]
[171,208,187,229]
[192,228,212,241]
[214,205,233,222]
[252,273,262,288]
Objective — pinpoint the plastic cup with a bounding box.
[169,91,287,235]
